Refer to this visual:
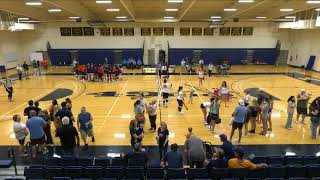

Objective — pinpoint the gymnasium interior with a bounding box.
[1,0,320,179]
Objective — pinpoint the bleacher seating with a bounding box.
[20,155,320,179]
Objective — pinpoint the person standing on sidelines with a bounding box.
[260,98,270,136]
[208,62,213,78]
[77,107,95,148]
[198,67,205,88]
[156,122,169,160]
[208,97,221,133]
[220,81,229,107]
[22,61,29,79]
[4,77,14,102]
[147,100,157,132]
[12,114,29,157]
[229,100,247,144]
[16,65,23,80]
[181,59,186,73]
[177,86,187,114]
[56,117,80,156]
[285,96,296,129]
[26,110,48,158]
[32,60,38,76]
[162,79,172,107]
[296,89,310,125]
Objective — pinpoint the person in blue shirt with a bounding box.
[229,100,248,144]
[55,102,74,126]
[26,110,47,158]
[161,143,183,168]
[77,107,95,148]
[219,134,235,160]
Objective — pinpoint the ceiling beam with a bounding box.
[119,0,136,21]
[225,0,270,19]
[272,5,320,19]
[45,0,97,20]
[178,0,198,21]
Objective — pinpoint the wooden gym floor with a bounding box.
[1,65,320,146]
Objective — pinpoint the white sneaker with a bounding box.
[295,121,300,124]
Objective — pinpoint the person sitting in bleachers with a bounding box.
[124,142,149,167]
[137,59,142,69]
[161,143,183,168]
[219,134,235,160]
[206,148,228,170]
[228,147,267,170]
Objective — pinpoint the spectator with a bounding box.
[22,61,29,79]
[147,100,157,132]
[134,99,146,126]
[228,147,268,170]
[184,134,206,168]
[156,122,169,160]
[260,98,270,136]
[285,96,296,129]
[229,100,248,144]
[34,101,41,115]
[49,100,61,128]
[310,99,320,139]
[56,117,80,156]
[77,107,95,148]
[55,102,74,126]
[16,65,23,80]
[161,143,183,168]
[208,62,213,77]
[32,60,38,76]
[26,110,47,158]
[24,100,38,119]
[185,127,194,139]
[296,89,311,125]
[206,148,228,170]
[12,114,29,157]
[125,143,149,167]
[39,110,53,145]
[129,119,144,147]
[181,59,186,73]
[66,98,72,111]
[37,60,41,76]
[137,59,142,69]
[219,134,235,160]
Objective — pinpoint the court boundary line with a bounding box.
[98,79,129,132]
[0,80,69,118]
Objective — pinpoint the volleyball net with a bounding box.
[156,73,163,123]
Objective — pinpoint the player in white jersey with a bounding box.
[162,79,172,107]
[200,98,214,122]
[177,86,187,113]
[198,67,205,88]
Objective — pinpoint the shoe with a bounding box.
[301,121,307,125]
[91,137,95,142]
[249,129,255,134]
[259,132,265,136]
[268,128,272,131]
[295,121,300,124]
[148,128,153,131]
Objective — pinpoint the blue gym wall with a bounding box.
[169,48,278,65]
[48,49,143,65]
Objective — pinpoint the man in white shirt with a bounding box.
[199,59,204,69]
[181,59,186,73]
[13,114,29,156]
[162,79,172,107]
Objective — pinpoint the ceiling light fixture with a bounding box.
[168,0,183,3]
[224,8,237,11]
[25,2,42,6]
[69,16,80,19]
[238,0,255,3]
[48,9,62,13]
[285,16,296,19]
[256,16,267,19]
[96,0,112,3]
[307,0,320,3]
[211,16,222,19]
[280,8,294,12]
[116,16,127,19]
[164,16,175,19]
[165,8,178,11]
[18,17,30,21]
[106,8,120,12]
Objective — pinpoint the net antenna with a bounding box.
[156,73,163,123]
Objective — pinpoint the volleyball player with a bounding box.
[162,79,172,107]
[177,86,185,113]
[200,97,214,124]
[4,77,14,102]
[198,67,205,88]
[220,81,229,107]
